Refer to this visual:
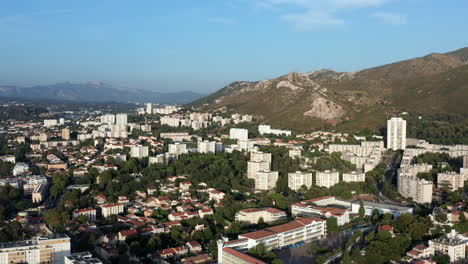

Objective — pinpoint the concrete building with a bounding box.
[130,145,149,159]
[247,161,270,179]
[315,170,339,188]
[217,216,327,263]
[387,117,407,150]
[115,114,127,125]
[429,236,465,263]
[351,200,413,218]
[198,140,216,154]
[65,252,102,264]
[100,114,115,124]
[235,208,287,225]
[250,152,272,163]
[254,171,278,191]
[229,128,249,141]
[100,203,124,217]
[219,247,266,264]
[72,208,97,222]
[342,171,366,182]
[0,234,71,264]
[169,143,188,155]
[288,171,313,191]
[258,125,292,136]
[61,128,71,140]
[437,172,466,191]
[44,119,58,127]
[160,116,180,127]
[398,164,433,204]
[13,162,29,176]
[146,103,152,114]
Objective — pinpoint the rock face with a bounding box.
[189,47,468,131]
[304,97,345,120]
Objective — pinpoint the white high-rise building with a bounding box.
[130,145,149,158]
[342,171,366,182]
[250,151,272,163]
[398,164,433,204]
[100,114,115,124]
[315,170,340,188]
[44,119,58,127]
[254,171,278,190]
[198,140,216,154]
[247,161,271,178]
[387,117,406,150]
[146,103,152,114]
[288,171,313,191]
[229,128,248,141]
[116,114,128,125]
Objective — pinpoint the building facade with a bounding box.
[387,117,407,150]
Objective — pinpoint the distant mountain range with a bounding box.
[190,47,468,131]
[0,82,204,104]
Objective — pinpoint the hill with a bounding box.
[0,82,204,104]
[189,47,468,132]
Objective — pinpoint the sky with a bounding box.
[0,0,467,93]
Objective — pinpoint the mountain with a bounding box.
[190,47,468,131]
[0,82,204,104]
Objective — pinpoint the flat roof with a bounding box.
[353,200,412,211]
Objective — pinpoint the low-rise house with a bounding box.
[186,241,203,254]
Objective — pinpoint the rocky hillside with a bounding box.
[190,47,468,131]
[0,82,204,104]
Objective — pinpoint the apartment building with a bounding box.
[288,171,313,191]
[387,117,407,150]
[115,114,127,125]
[44,119,58,127]
[315,170,339,188]
[72,208,97,222]
[247,161,270,179]
[0,234,71,264]
[398,164,433,204]
[160,116,181,127]
[250,152,272,163]
[62,128,70,140]
[437,172,466,191]
[130,145,149,159]
[254,171,278,191]
[100,114,115,124]
[235,208,287,224]
[258,125,291,136]
[169,143,188,155]
[100,203,124,217]
[229,128,249,141]
[342,171,366,182]
[429,236,466,263]
[65,252,102,264]
[198,140,216,154]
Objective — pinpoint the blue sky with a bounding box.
[0,0,467,93]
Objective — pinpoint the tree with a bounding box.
[326,217,339,233]
[310,242,320,254]
[435,213,448,223]
[359,200,365,221]
[343,249,351,264]
[432,254,450,264]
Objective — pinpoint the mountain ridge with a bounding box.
[0,82,204,104]
[189,47,468,131]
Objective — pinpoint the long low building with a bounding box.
[235,208,287,225]
[351,200,413,218]
[218,216,327,263]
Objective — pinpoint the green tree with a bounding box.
[326,217,339,233]
[359,200,365,221]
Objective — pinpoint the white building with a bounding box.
[72,208,97,222]
[288,171,313,191]
[0,234,71,264]
[342,171,366,182]
[65,252,102,264]
[429,236,465,263]
[13,162,29,176]
[387,117,407,150]
[315,170,340,188]
[198,140,216,154]
[100,114,115,124]
[250,151,271,163]
[437,171,466,191]
[258,125,292,136]
[44,119,58,127]
[229,128,249,141]
[247,161,271,179]
[254,171,278,190]
[235,208,287,224]
[169,143,188,155]
[130,145,149,159]
[100,203,124,217]
[160,116,180,127]
[116,113,128,125]
[351,200,413,218]
[398,164,433,204]
[146,103,152,114]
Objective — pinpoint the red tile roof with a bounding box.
[222,247,267,264]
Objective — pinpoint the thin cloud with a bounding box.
[282,10,344,31]
[207,17,237,25]
[372,12,408,25]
